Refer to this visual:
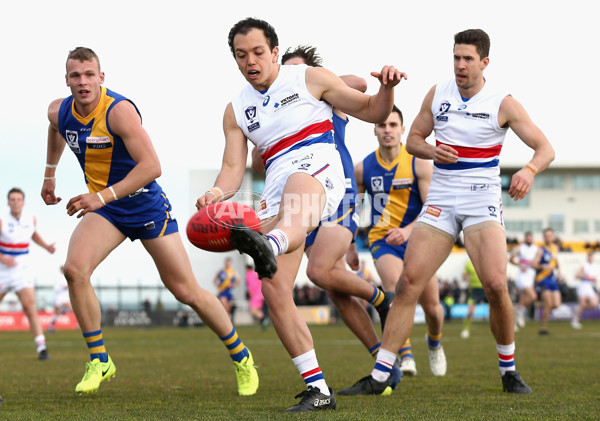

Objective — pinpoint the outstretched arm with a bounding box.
[31,216,56,254]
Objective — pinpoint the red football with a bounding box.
[186,202,261,252]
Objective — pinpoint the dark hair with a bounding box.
[228,18,279,57]
[390,105,404,125]
[543,227,554,234]
[282,45,322,67]
[454,29,490,59]
[7,187,24,200]
[66,47,101,72]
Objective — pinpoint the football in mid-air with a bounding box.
[186,202,261,252]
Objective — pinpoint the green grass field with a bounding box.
[1,320,599,420]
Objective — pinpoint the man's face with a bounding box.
[65,58,104,111]
[374,112,405,149]
[233,28,279,90]
[8,192,24,214]
[453,44,488,91]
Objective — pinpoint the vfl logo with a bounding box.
[65,130,80,153]
[439,100,451,114]
[488,206,497,217]
[262,96,270,106]
[324,177,333,190]
[244,106,260,132]
[371,176,384,192]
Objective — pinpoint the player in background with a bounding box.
[532,227,562,335]
[348,105,446,382]
[571,251,598,329]
[214,257,240,319]
[48,265,73,333]
[196,18,405,412]
[509,231,538,329]
[461,258,487,338]
[42,47,258,396]
[0,188,55,360]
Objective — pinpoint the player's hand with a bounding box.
[433,144,459,164]
[346,244,359,271]
[41,179,62,205]
[195,193,219,210]
[385,227,409,245]
[508,167,535,201]
[0,256,17,268]
[46,243,57,254]
[370,66,407,87]
[66,193,105,218]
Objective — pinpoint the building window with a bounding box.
[505,220,543,233]
[574,220,590,234]
[573,174,600,190]
[595,220,600,233]
[501,191,530,208]
[534,174,564,189]
[548,218,564,234]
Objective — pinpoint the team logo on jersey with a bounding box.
[86,136,112,149]
[488,205,497,217]
[436,100,451,122]
[244,106,260,132]
[263,96,270,106]
[324,177,333,190]
[425,205,442,217]
[259,200,267,211]
[65,130,80,153]
[274,92,300,111]
[371,176,384,192]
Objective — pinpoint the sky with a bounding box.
[0,0,597,288]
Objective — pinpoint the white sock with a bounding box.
[497,342,516,375]
[35,334,46,353]
[292,349,330,396]
[371,348,396,382]
[266,229,289,256]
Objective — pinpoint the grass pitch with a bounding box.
[1,320,599,420]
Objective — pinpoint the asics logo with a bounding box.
[314,398,330,406]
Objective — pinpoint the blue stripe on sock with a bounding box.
[499,360,515,368]
[374,362,393,374]
[219,328,235,341]
[83,330,102,338]
[304,373,325,384]
[369,343,381,355]
[231,347,249,363]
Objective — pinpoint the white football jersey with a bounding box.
[0,211,35,268]
[518,243,538,268]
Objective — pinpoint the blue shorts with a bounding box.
[94,194,178,241]
[536,276,560,292]
[370,238,407,261]
[305,202,358,248]
[218,290,234,302]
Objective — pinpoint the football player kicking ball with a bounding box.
[197,18,405,412]
[43,47,258,396]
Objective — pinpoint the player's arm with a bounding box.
[307,66,406,124]
[500,96,555,201]
[31,216,56,254]
[354,160,365,194]
[65,100,162,218]
[406,86,459,164]
[0,219,16,267]
[42,99,67,206]
[250,146,265,173]
[196,103,248,209]
[339,75,367,93]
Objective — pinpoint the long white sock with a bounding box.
[266,229,289,256]
[371,348,396,382]
[35,334,46,353]
[292,349,330,395]
[497,342,516,375]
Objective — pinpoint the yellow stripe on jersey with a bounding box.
[71,87,116,193]
[368,146,416,245]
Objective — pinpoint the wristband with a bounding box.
[97,192,106,206]
[524,163,538,175]
[43,177,56,180]
[46,163,58,168]
[206,187,224,198]
[108,186,118,201]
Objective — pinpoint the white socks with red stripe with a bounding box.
[497,342,516,375]
[371,348,396,382]
[266,229,289,256]
[292,349,330,395]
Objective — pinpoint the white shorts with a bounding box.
[258,142,345,223]
[416,185,503,240]
[0,266,34,295]
[514,268,536,290]
[577,281,597,299]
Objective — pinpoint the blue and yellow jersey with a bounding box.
[362,145,422,245]
[58,86,164,216]
[536,243,558,283]
[217,268,237,293]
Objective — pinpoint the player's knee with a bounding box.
[483,279,507,302]
[306,263,331,289]
[62,261,89,285]
[395,274,421,300]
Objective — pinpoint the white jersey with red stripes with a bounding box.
[518,243,538,268]
[580,261,598,282]
[430,79,509,191]
[0,211,35,277]
[231,64,334,170]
